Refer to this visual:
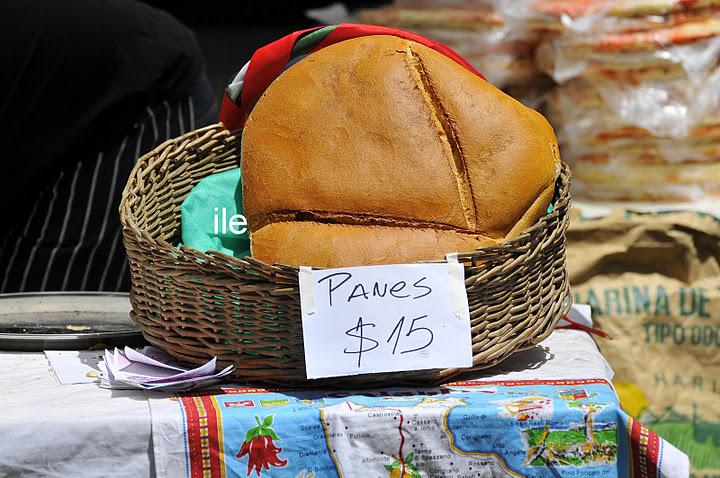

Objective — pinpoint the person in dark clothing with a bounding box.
[0,0,217,292]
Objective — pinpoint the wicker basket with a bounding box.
[120,123,572,387]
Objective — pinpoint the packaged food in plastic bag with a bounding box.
[497,0,720,38]
[547,78,720,201]
[360,2,505,32]
[570,158,720,201]
[357,1,553,104]
[547,76,720,141]
[537,18,720,83]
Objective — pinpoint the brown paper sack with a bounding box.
[567,209,720,476]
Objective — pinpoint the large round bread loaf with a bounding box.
[242,35,561,267]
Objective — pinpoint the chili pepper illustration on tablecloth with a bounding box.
[236,415,288,477]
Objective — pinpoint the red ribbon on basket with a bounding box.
[558,316,613,340]
[219,23,485,131]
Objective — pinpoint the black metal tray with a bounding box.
[0,292,145,351]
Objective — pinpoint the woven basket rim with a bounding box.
[120,123,571,271]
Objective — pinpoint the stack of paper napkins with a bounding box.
[99,346,233,391]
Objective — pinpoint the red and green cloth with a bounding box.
[219,23,485,131]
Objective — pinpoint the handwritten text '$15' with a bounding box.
[344,314,435,368]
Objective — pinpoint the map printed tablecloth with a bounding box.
[149,336,688,478]
[0,330,688,478]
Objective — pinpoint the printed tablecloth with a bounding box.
[0,330,689,477]
[148,331,689,478]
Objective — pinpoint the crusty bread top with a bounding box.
[242,35,560,247]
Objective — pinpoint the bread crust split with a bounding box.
[242,35,560,267]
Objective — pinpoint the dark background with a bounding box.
[145,1,390,100]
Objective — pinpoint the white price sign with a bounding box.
[299,262,473,379]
